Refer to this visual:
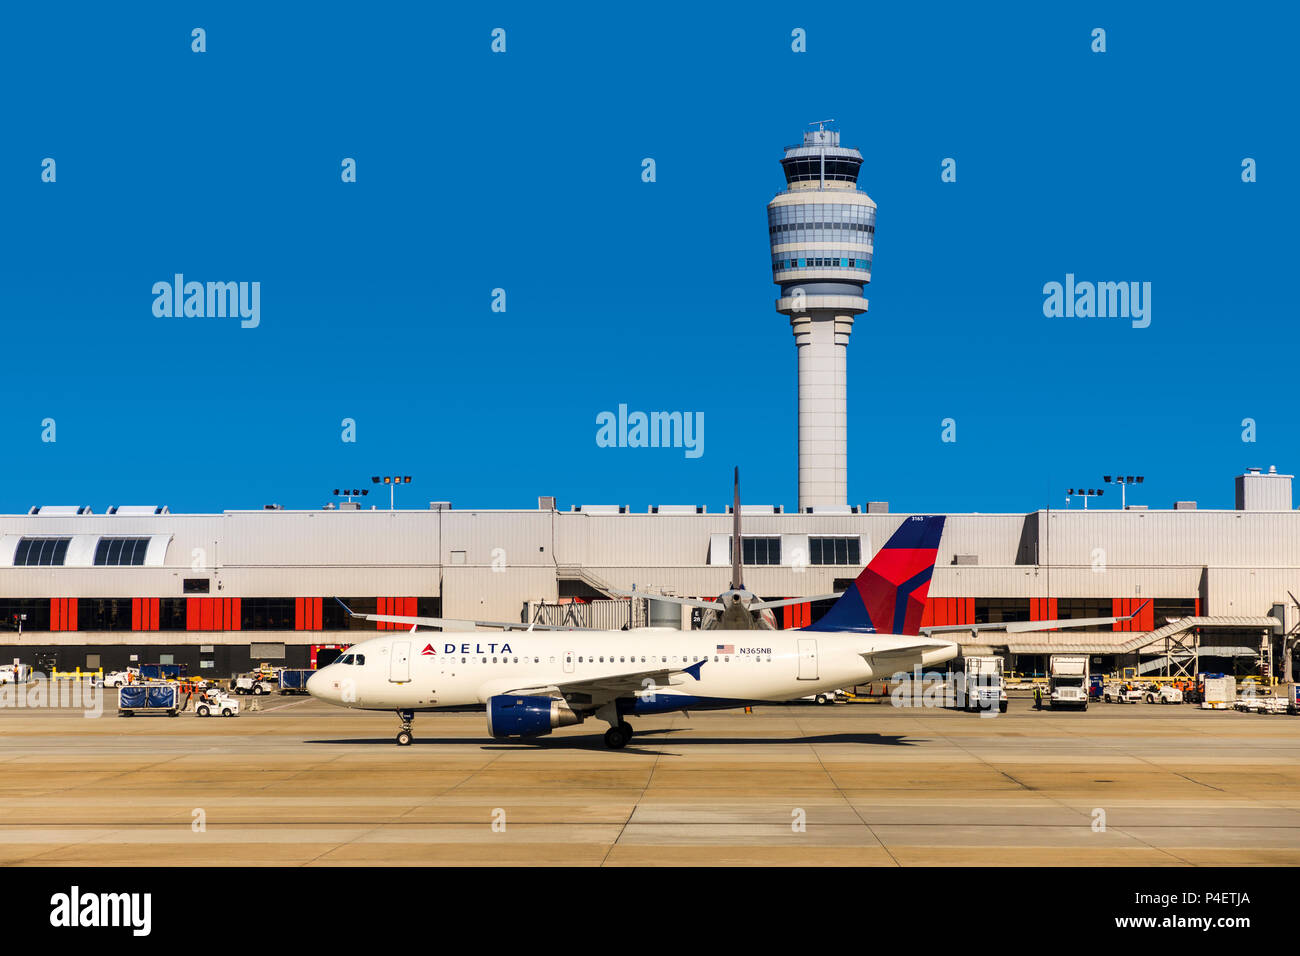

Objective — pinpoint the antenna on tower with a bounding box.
[808,118,836,131]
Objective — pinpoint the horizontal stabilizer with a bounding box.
[919,601,1151,636]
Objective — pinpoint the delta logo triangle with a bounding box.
[420,644,437,656]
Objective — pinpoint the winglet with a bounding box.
[683,658,707,681]
[333,597,356,617]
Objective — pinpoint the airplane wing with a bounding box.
[332,599,597,632]
[486,658,708,707]
[606,589,843,611]
[919,600,1150,636]
[749,594,843,611]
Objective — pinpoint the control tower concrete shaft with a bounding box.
[767,125,874,510]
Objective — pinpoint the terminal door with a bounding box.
[390,641,411,683]
[797,638,818,680]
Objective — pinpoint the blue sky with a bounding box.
[1,2,1295,515]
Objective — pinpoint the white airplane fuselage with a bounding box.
[306,628,957,716]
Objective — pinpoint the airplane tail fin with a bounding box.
[804,515,945,635]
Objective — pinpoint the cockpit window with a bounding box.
[335,654,364,666]
[336,654,354,665]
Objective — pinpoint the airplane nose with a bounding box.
[306,669,327,699]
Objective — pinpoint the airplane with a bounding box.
[607,467,845,630]
[306,512,1151,748]
[308,514,959,748]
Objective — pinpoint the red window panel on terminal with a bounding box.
[50,598,79,632]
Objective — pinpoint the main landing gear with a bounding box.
[603,721,634,749]
[597,703,633,749]
[395,709,414,746]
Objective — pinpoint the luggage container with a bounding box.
[118,683,180,717]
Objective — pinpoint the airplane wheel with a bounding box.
[396,730,413,746]
[618,721,633,740]
[604,727,629,749]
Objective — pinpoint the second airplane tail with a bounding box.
[804,515,945,635]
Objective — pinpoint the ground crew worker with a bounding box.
[1034,685,1042,710]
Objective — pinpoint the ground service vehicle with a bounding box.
[118,684,180,717]
[955,655,1008,713]
[0,664,32,684]
[1049,655,1089,710]
[194,690,239,717]
[1144,683,1183,704]
[1103,682,1143,703]
[278,669,314,694]
[100,668,140,688]
[234,674,277,695]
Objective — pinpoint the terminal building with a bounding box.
[0,467,1296,682]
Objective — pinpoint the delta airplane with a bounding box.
[307,514,959,748]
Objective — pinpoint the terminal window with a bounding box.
[14,537,70,566]
[809,536,861,565]
[93,537,149,566]
[738,537,781,566]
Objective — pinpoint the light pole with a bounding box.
[1066,488,1104,510]
[331,488,369,505]
[372,475,412,511]
[1104,475,1144,510]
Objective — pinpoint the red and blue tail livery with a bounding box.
[805,515,945,635]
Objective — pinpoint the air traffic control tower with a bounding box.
[768,124,875,511]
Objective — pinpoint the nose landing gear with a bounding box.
[395,709,414,746]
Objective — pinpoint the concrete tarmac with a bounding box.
[2,696,1299,866]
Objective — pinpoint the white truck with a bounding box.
[1048,654,1089,710]
[954,656,1008,713]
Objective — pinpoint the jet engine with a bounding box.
[487,695,583,739]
